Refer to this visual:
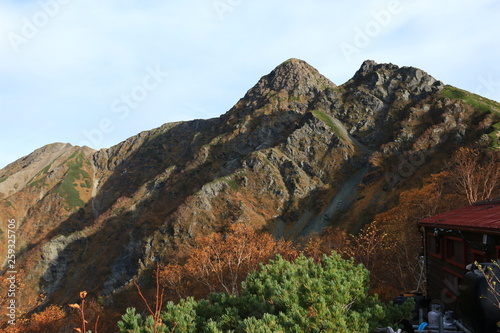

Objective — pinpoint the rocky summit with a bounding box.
[0,58,499,311]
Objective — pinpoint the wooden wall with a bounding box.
[423,227,500,316]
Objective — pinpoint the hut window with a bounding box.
[427,232,442,258]
[471,249,488,263]
[443,267,462,299]
[445,236,466,267]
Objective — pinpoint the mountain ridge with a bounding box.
[0,58,499,312]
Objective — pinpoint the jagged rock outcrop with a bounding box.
[0,59,498,312]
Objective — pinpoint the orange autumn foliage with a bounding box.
[160,223,298,298]
[29,305,66,333]
[0,305,66,333]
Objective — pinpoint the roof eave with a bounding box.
[418,222,500,235]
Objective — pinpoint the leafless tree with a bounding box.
[449,148,500,204]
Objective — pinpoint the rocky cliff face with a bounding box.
[0,58,499,311]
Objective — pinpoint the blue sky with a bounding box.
[0,0,499,168]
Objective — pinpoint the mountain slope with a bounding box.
[0,58,499,312]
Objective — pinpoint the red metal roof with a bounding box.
[418,200,500,235]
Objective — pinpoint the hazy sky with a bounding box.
[1,0,499,168]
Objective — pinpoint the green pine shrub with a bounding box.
[118,253,412,332]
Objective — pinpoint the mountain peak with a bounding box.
[349,59,444,99]
[355,59,379,76]
[275,58,317,72]
[262,58,336,94]
[225,58,338,123]
[352,59,398,81]
[0,143,83,198]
